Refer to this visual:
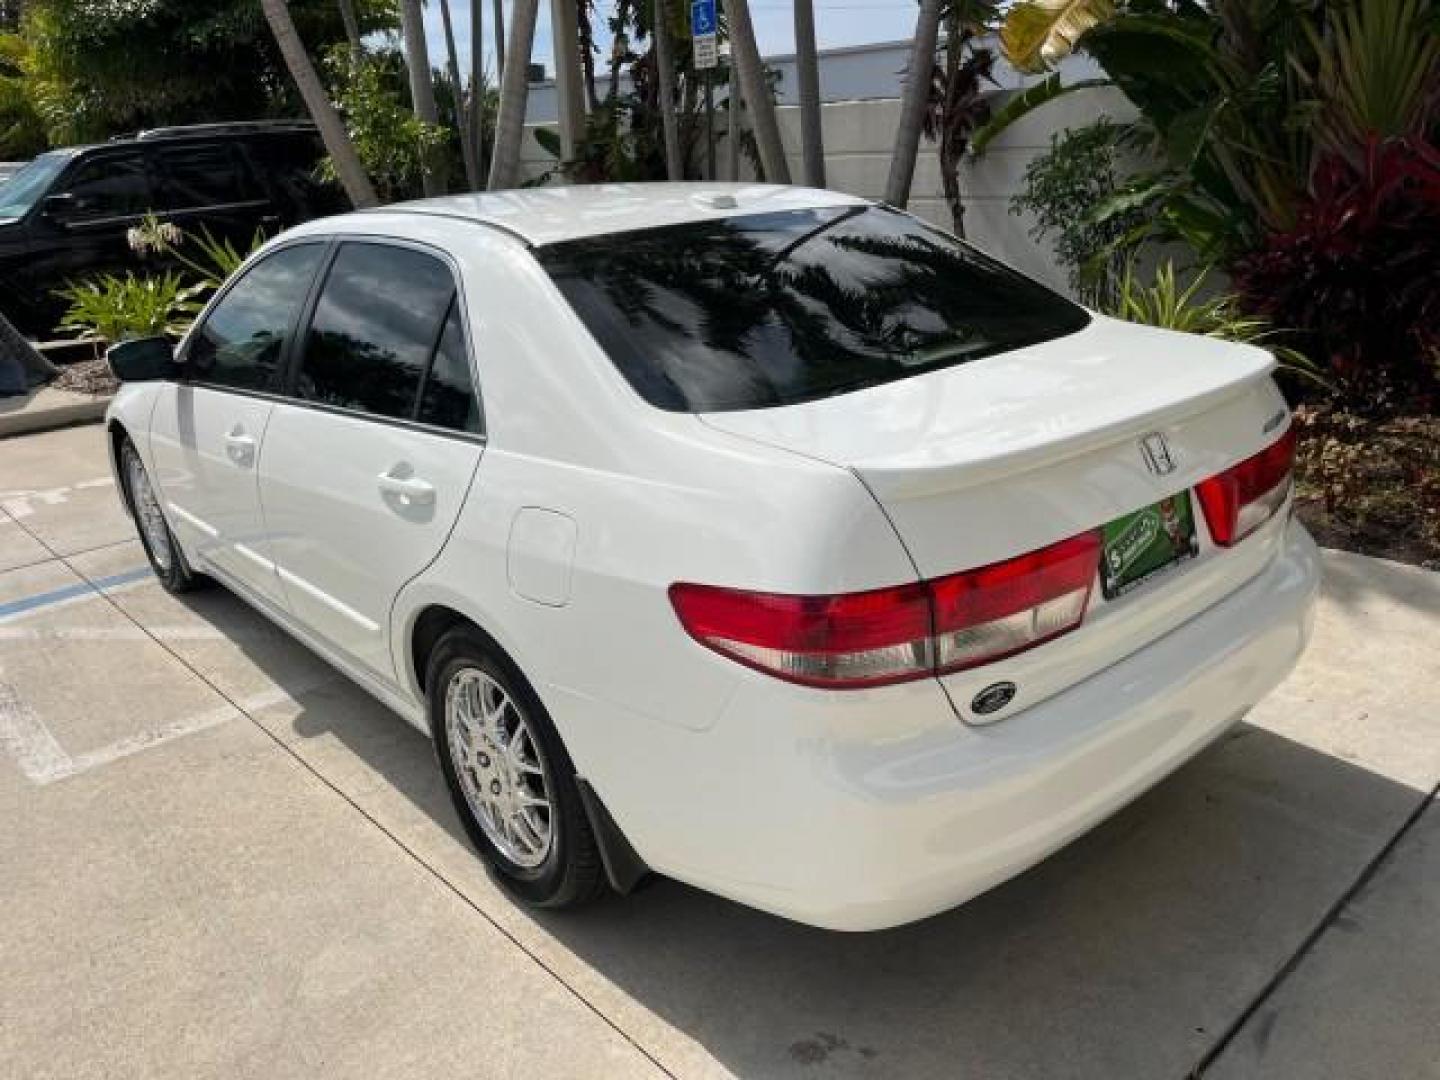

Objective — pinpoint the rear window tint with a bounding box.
[537,205,1090,412]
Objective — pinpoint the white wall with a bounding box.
[518,83,1138,299]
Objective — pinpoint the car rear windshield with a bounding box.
[537,205,1090,412]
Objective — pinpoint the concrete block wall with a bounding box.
[519,83,1137,299]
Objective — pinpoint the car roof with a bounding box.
[368,182,871,246]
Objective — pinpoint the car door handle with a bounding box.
[224,428,256,466]
[377,472,435,507]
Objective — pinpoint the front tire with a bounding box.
[428,627,606,908]
[119,437,203,594]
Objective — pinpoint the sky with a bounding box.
[422,0,920,82]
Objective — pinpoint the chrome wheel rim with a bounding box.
[125,448,172,572]
[445,668,554,869]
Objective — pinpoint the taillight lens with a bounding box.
[1195,427,1295,546]
[670,531,1102,689]
[929,532,1101,673]
[667,581,933,688]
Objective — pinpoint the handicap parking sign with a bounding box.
[691,0,717,37]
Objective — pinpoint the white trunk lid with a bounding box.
[700,315,1294,722]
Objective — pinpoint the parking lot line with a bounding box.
[0,565,150,621]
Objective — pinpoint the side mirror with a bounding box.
[41,192,78,222]
[106,336,175,382]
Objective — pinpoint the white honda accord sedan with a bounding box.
[104,184,1318,930]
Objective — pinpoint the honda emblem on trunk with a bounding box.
[1139,432,1176,477]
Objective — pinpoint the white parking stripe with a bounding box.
[0,682,74,783]
[0,678,333,785]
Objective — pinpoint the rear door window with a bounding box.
[187,242,326,391]
[152,142,261,209]
[296,242,477,430]
[538,205,1091,412]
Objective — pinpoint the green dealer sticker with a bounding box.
[1099,491,1199,600]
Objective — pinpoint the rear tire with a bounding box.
[119,437,204,595]
[428,627,606,908]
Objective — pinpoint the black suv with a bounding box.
[0,121,346,336]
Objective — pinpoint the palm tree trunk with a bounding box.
[884,0,940,207]
[336,0,362,57]
[487,0,541,189]
[492,0,507,82]
[725,0,790,183]
[439,0,479,189]
[653,0,682,181]
[793,0,824,187]
[471,0,486,183]
[399,0,448,196]
[550,0,585,159]
[261,0,378,208]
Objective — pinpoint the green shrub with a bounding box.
[55,272,204,343]
[1108,260,1320,382]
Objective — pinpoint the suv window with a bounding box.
[58,151,151,221]
[153,142,260,209]
[297,243,467,426]
[187,243,326,391]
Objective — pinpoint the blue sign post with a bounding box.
[691,0,718,68]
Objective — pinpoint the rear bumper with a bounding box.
[619,520,1319,931]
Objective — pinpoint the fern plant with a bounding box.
[55,272,205,343]
[1110,260,1322,382]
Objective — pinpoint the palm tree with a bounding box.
[439,0,480,188]
[653,0,683,180]
[793,0,824,186]
[885,0,942,207]
[726,0,790,183]
[336,0,362,57]
[493,0,507,82]
[399,0,448,195]
[488,0,541,188]
[470,0,486,182]
[260,0,378,208]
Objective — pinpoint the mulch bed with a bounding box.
[1292,406,1440,570]
[50,357,119,397]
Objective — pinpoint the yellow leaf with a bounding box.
[1000,0,1116,74]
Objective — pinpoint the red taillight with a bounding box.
[1196,427,1295,546]
[668,581,933,688]
[929,532,1101,673]
[670,532,1102,689]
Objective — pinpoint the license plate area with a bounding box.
[1099,490,1199,600]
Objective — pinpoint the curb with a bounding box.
[0,388,112,438]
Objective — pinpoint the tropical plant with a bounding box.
[55,272,204,343]
[1109,259,1316,379]
[1231,136,1440,411]
[1011,118,1146,306]
[0,31,44,158]
[321,44,446,203]
[727,0,789,183]
[261,0,378,208]
[20,0,391,147]
[488,0,542,187]
[1000,0,1113,75]
[794,0,825,186]
[398,0,447,195]
[127,212,265,293]
[921,0,1000,237]
[885,0,944,206]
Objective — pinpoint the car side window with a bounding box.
[187,243,326,392]
[57,152,150,220]
[153,142,260,209]
[416,299,482,434]
[296,243,473,428]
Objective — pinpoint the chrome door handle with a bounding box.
[224,428,256,466]
[377,472,436,506]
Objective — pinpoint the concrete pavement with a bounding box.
[2,423,1437,1079]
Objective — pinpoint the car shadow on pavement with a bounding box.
[233,596,1428,1080]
